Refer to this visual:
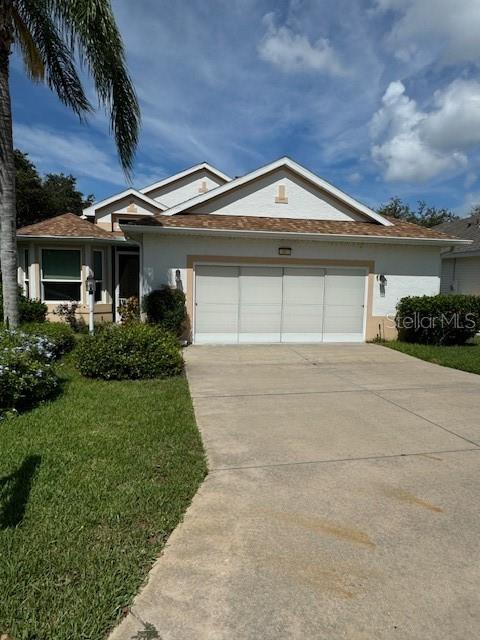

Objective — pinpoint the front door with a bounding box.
[116,252,139,320]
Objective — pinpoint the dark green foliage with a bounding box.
[21,322,76,357]
[143,287,187,337]
[0,284,47,323]
[18,297,48,323]
[396,295,480,345]
[376,197,459,228]
[15,150,94,227]
[75,323,184,380]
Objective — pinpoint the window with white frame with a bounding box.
[41,249,81,302]
[93,250,105,302]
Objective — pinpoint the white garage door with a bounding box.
[194,265,366,344]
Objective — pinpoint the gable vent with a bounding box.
[198,180,208,193]
[275,184,288,204]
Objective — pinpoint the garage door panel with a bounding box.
[325,268,365,305]
[238,267,282,341]
[281,267,324,342]
[195,266,239,344]
[195,265,239,302]
[323,268,366,342]
[283,268,325,304]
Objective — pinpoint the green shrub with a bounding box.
[142,287,187,336]
[21,322,76,357]
[0,328,59,416]
[75,323,184,380]
[396,294,480,345]
[0,284,47,323]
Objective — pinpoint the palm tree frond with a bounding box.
[14,0,91,117]
[51,0,140,175]
[12,7,45,81]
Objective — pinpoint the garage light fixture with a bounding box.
[278,247,292,256]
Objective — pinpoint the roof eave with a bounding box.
[17,234,131,244]
[121,223,469,246]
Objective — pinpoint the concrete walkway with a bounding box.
[110,344,480,640]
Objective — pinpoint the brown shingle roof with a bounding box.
[17,213,116,239]
[127,213,466,242]
[435,214,480,254]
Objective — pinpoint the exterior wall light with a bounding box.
[377,274,387,297]
[278,247,292,256]
[86,269,95,334]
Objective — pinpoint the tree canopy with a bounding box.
[376,197,459,228]
[14,150,94,228]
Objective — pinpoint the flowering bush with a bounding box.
[0,328,60,417]
[21,322,76,357]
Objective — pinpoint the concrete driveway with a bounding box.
[111,344,480,640]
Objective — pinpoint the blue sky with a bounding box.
[10,0,480,215]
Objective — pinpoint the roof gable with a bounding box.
[140,162,230,195]
[82,188,167,218]
[17,213,116,239]
[163,157,393,226]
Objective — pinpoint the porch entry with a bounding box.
[115,251,139,320]
[194,264,367,344]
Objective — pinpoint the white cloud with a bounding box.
[13,124,162,188]
[465,172,477,189]
[421,79,480,150]
[347,171,362,184]
[258,13,345,75]
[370,80,475,182]
[376,0,480,67]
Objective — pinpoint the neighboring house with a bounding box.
[435,214,480,295]
[16,157,468,343]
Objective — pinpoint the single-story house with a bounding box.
[16,157,468,343]
[435,214,480,295]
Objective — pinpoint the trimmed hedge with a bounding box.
[75,323,184,380]
[396,294,480,345]
[21,322,76,357]
[142,287,187,337]
[0,283,48,322]
[0,284,47,323]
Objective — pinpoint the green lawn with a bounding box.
[383,338,480,375]
[0,357,206,640]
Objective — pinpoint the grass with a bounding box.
[383,338,480,375]
[0,356,207,640]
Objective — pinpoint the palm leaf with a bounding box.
[14,0,91,116]
[50,0,140,175]
[12,7,45,81]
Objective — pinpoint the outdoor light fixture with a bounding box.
[278,247,292,256]
[86,270,95,334]
[377,274,387,297]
